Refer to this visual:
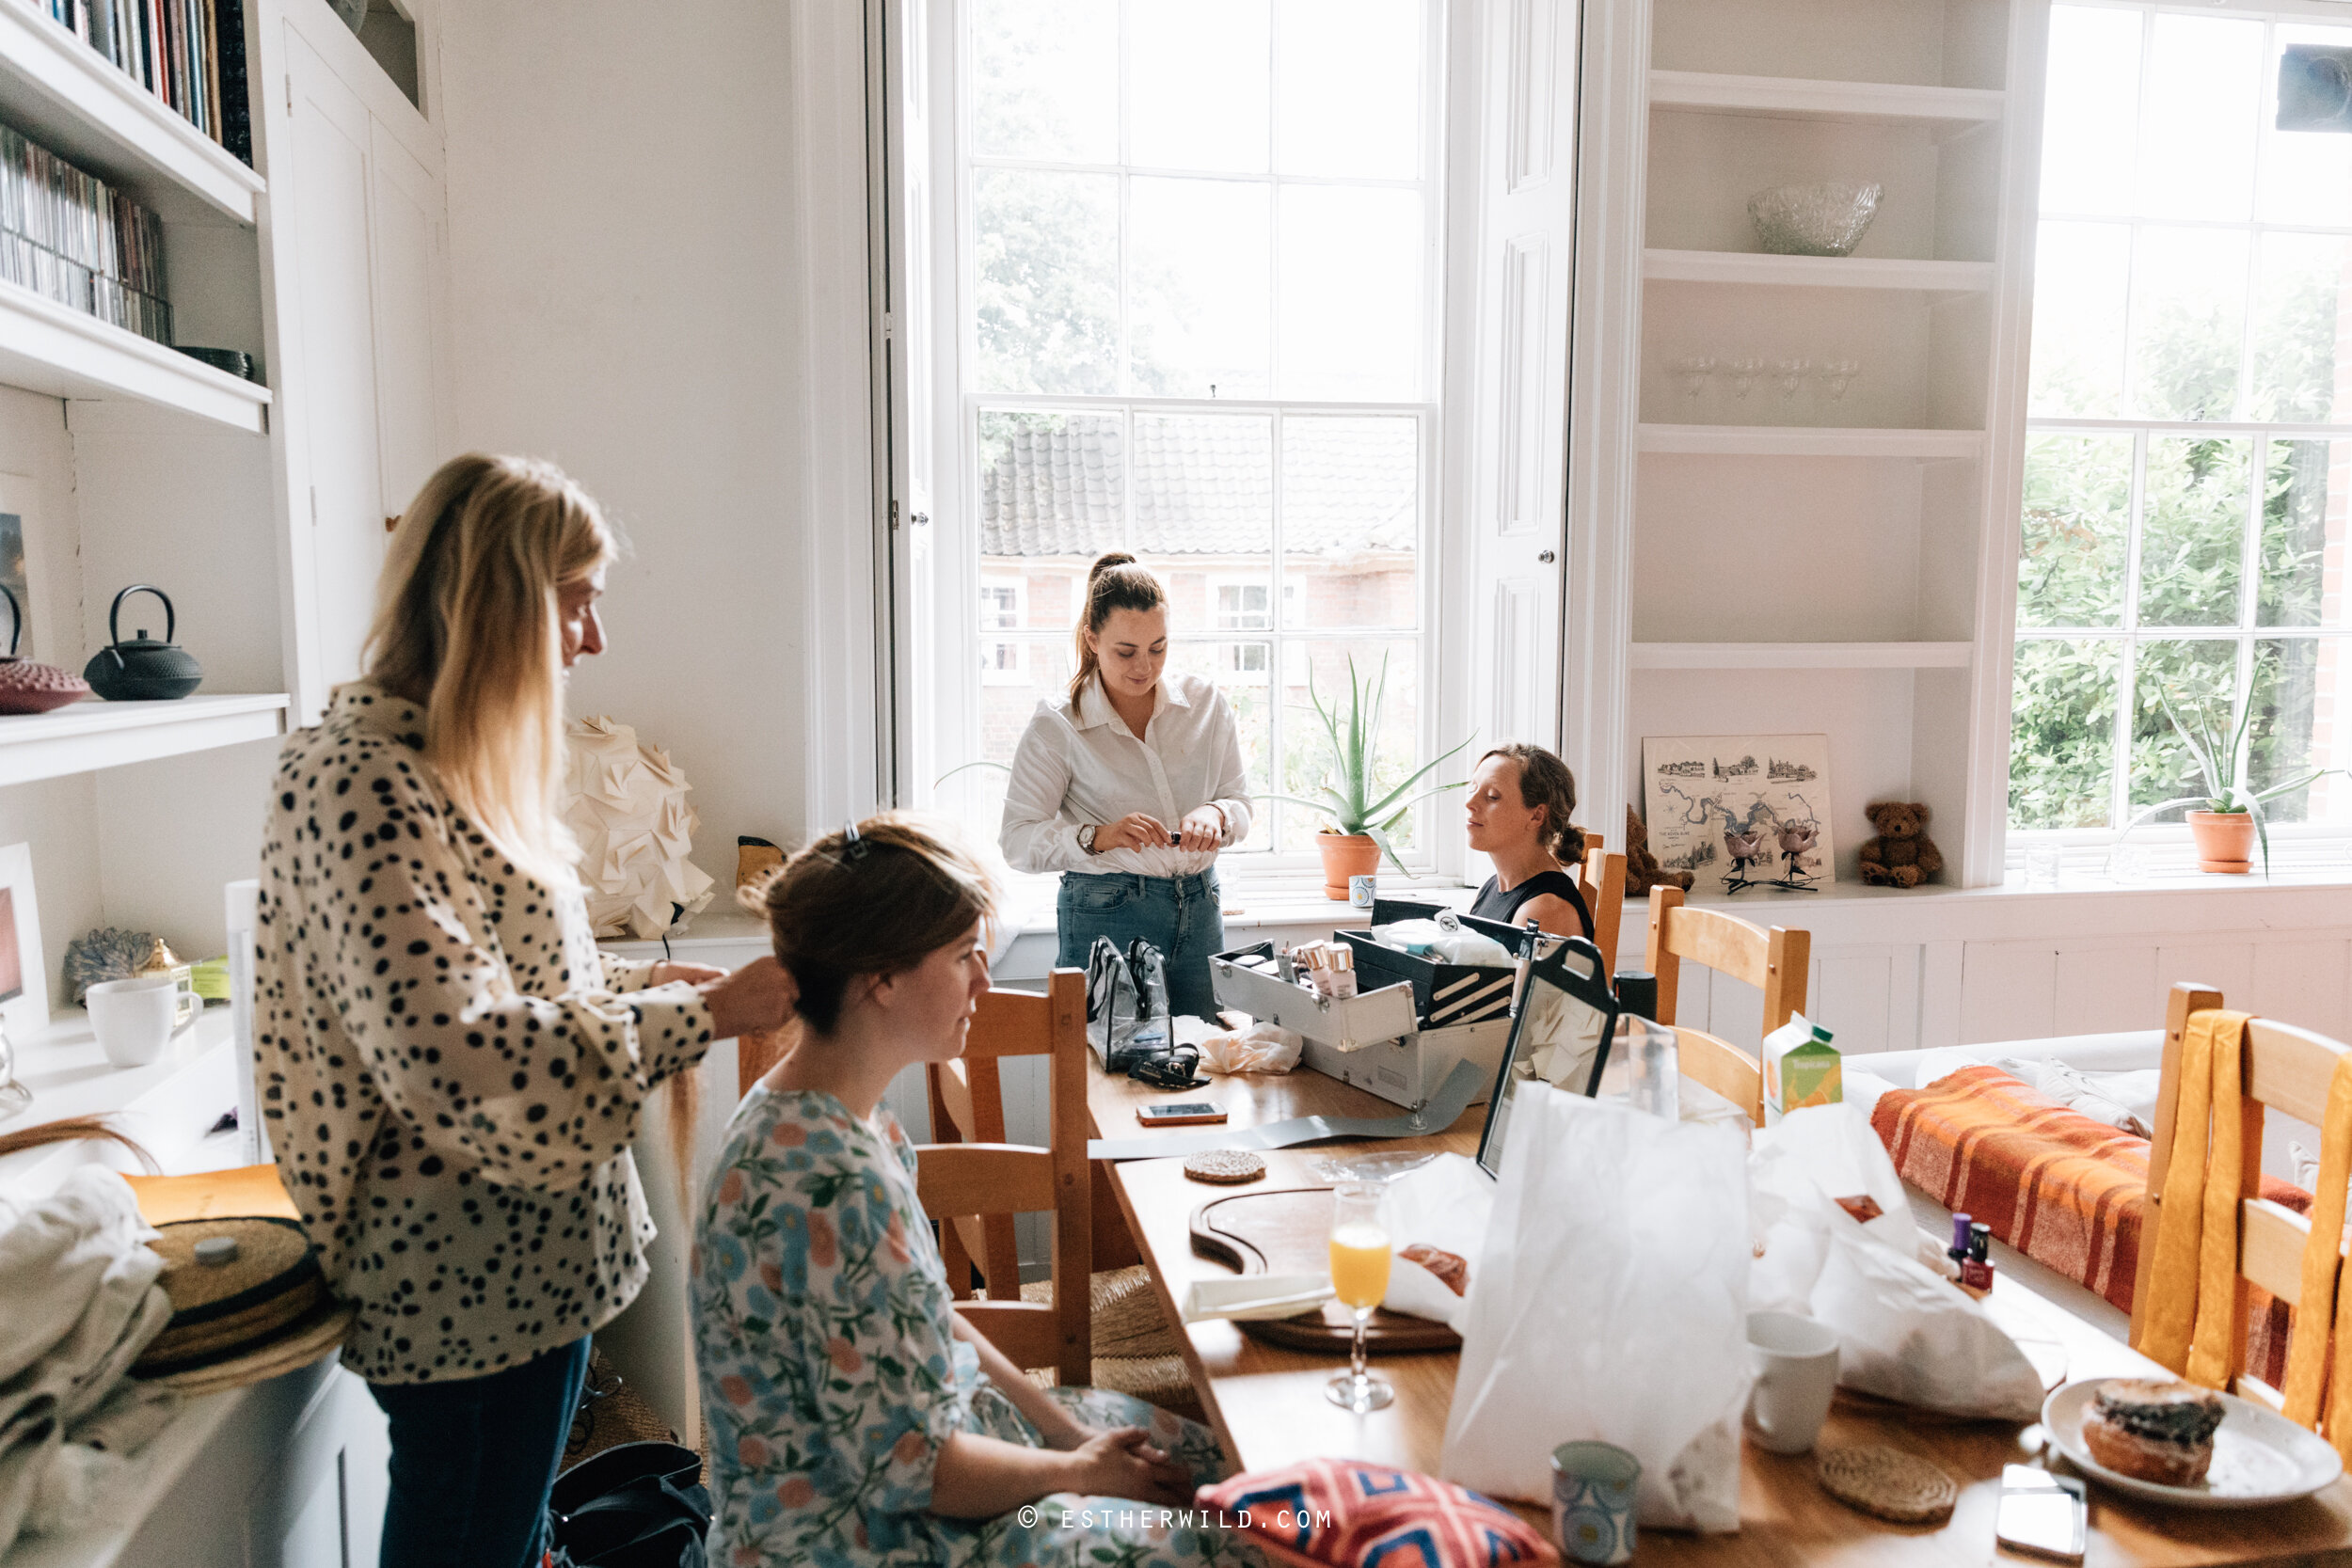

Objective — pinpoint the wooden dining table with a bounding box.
[1086,1061,2352,1566]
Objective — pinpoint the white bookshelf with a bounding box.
[1631,642,1973,671]
[0,692,288,785]
[0,276,268,428]
[0,0,263,225]
[1643,249,1994,296]
[1638,424,1984,458]
[1649,70,2003,132]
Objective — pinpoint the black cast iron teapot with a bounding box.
[84,585,202,702]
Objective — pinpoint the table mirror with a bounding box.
[1476,935,1620,1180]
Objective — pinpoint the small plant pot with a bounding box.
[1315,832,1380,900]
[2186,810,2256,874]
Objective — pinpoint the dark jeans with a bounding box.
[370,1336,591,1568]
[1057,868,1226,1020]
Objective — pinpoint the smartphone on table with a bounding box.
[1994,1465,2085,1561]
[1137,1101,1228,1126]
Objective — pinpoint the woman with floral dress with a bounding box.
[691,816,1261,1568]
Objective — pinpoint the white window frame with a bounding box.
[913,0,1475,887]
[978,575,1027,685]
[2011,0,2352,871]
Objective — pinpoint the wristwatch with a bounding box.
[1078,823,1100,854]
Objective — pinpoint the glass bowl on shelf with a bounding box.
[1747,182,1883,257]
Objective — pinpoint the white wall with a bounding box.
[437,0,870,877]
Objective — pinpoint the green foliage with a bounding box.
[973,168,1121,396]
[2010,639,2117,829]
[2137,437,2248,627]
[2119,679,2333,875]
[2017,434,2129,628]
[1260,652,1470,875]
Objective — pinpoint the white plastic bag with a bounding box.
[1196,1022,1304,1075]
[1748,1105,2042,1420]
[1377,1153,1494,1330]
[1441,1085,1751,1532]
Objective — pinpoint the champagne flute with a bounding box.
[1326,1180,1395,1412]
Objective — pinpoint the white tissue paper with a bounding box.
[1378,1153,1494,1330]
[1197,1022,1304,1076]
[1748,1104,2042,1420]
[561,715,718,940]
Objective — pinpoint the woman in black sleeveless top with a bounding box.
[1464,743,1593,939]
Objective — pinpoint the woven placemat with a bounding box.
[1817,1446,1959,1525]
[1184,1150,1266,1185]
[135,1216,327,1375]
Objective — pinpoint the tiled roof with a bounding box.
[978,417,1415,557]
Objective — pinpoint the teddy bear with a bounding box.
[1623,807,1694,896]
[1859,800,1946,888]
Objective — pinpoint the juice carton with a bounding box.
[1761,1013,1839,1125]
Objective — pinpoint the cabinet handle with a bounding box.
[1537,549,1556,564]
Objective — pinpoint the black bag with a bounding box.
[548,1441,711,1568]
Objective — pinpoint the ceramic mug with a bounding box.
[1348,874,1376,910]
[1745,1309,1841,1454]
[87,974,178,1068]
[1550,1440,1639,1566]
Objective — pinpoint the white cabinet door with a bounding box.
[285,28,386,694]
[368,119,444,524]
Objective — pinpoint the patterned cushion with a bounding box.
[1197,1458,1559,1568]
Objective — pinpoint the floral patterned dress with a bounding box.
[691,1085,1263,1568]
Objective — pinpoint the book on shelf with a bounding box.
[0,119,171,344]
[32,0,250,167]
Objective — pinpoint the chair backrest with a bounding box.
[1673,1024,1764,1127]
[2129,980,2352,1407]
[1579,835,1627,971]
[1643,885,1809,1035]
[918,968,1090,1386]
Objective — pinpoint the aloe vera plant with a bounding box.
[2118,687,2332,877]
[1263,652,1473,875]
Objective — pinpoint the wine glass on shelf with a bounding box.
[1819,359,1861,401]
[1773,358,1812,400]
[1724,357,1765,400]
[1672,356,1716,401]
[1326,1180,1395,1413]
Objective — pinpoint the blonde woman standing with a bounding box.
[999,554,1253,1019]
[255,453,794,1568]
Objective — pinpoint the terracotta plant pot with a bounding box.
[2186,810,2256,874]
[1315,832,1380,900]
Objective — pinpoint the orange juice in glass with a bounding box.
[1327,1182,1395,1412]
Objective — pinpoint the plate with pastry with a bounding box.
[2042,1377,2343,1508]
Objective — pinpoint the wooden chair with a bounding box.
[1644,886,1810,1128]
[1579,835,1627,971]
[914,968,1091,1388]
[2128,982,2352,1409]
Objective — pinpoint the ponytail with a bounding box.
[1070,553,1168,703]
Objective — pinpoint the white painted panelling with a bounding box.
[1504,0,1556,192]
[1813,947,1895,1054]
[2053,946,2156,1038]
[1705,965,1766,1055]
[1496,233,1548,535]
[1490,578,1535,743]
[366,120,444,516]
[2156,942,2255,1012]
[2249,941,2351,1039]
[1960,941,2055,1043]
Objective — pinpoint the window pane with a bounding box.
[974,169,1120,394]
[2260,440,2352,630]
[1277,0,1423,181]
[2019,433,2132,627]
[977,411,1125,623]
[1279,640,1434,858]
[2128,228,2249,422]
[2029,222,2130,418]
[1168,641,1274,851]
[1128,178,1272,397]
[1127,415,1274,634]
[1278,184,1423,401]
[1128,0,1270,173]
[2249,232,2346,426]
[2259,24,2352,228]
[952,634,1078,805]
[2253,638,2352,824]
[2128,639,2239,812]
[970,0,1118,163]
[2010,639,2119,829]
[2139,436,2250,628]
[1281,415,1419,628]
[2040,6,2142,218]
[2136,13,2262,224]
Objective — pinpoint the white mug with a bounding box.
[1745,1309,1840,1454]
[87,974,179,1068]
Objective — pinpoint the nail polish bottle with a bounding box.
[1961,1221,1995,1293]
[1946,1211,1973,1281]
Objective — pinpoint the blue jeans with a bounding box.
[1057,869,1226,1021]
[370,1336,592,1568]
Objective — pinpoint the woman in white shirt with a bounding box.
[999,554,1253,1019]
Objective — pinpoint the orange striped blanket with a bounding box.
[1871,1065,2312,1388]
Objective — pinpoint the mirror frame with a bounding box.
[1475,934,1621,1179]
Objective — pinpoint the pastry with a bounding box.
[1816,1446,1959,1525]
[1400,1243,1468,1295]
[1183,1150,1265,1185]
[2082,1379,2225,1486]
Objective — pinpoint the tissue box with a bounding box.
[1762,1014,1841,1124]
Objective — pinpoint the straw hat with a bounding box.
[132,1216,354,1394]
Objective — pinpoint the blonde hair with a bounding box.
[363,453,617,885]
[1070,552,1167,703]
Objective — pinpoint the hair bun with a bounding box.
[1089,551,1139,584]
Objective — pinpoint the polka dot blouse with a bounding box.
[255,681,715,1385]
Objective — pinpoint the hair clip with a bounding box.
[842,819,870,862]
